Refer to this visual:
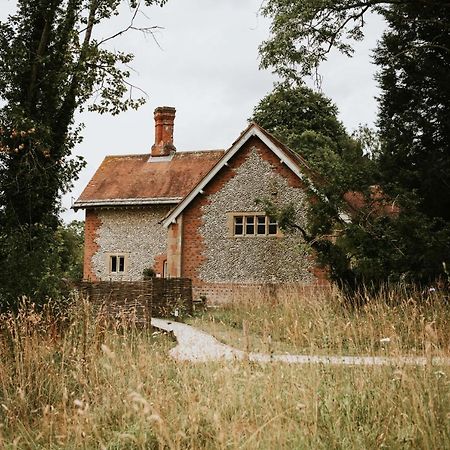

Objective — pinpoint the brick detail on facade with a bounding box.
[83,209,102,281]
[167,216,182,278]
[153,253,167,277]
[192,282,331,305]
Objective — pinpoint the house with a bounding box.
[74,106,328,302]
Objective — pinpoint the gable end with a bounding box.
[162,124,315,228]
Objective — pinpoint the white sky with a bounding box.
[0,0,386,223]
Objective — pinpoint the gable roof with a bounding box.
[73,150,225,210]
[162,122,321,227]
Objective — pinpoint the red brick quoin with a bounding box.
[83,209,101,281]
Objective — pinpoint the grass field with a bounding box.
[188,285,450,358]
[0,289,449,449]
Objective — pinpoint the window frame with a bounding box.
[229,212,281,237]
[107,253,129,275]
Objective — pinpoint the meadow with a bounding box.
[0,287,448,449]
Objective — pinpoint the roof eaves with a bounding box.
[73,197,182,210]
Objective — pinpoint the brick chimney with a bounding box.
[151,106,176,157]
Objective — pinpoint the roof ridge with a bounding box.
[102,149,225,159]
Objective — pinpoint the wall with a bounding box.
[86,206,171,281]
[180,136,325,302]
[77,278,193,322]
[84,209,102,281]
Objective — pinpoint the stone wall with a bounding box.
[179,136,320,297]
[198,146,314,284]
[89,206,171,281]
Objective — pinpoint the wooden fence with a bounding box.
[77,278,192,324]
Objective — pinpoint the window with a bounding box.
[268,217,278,235]
[245,215,255,235]
[110,254,126,274]
[231,213,279,237]
[234,216,243,235]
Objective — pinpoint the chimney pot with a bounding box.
[151,106,176,157]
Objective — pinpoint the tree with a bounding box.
[251,84,379,290]
[251,83,374,192]
[375,1,450,221]
[57,220,85,283]
[258,0,450,287]
[372,1,450,283]
[259,0,444,82]
[0,0,167,309]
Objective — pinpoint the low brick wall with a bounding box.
[151,278,193,318]
[193,281,332,305]
[77,278,193,322]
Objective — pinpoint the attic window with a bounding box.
[232,213,279,237]
[110,254,126,274]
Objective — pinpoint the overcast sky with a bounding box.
[1,0,386,223]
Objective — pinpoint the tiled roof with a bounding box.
[74,150,225,209]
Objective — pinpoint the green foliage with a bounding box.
[259,0,443,82]
[252,83,348,150]
[252,83,375,195]
[0,220,84,310]
[375,1,450,222]
[251,84,380,289]
[57,220,85,283]
[0,0,167,308]
[143,267,156,279]
[258,1,450,289]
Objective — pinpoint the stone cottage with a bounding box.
[74,106,328,302]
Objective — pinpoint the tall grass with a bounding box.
[0,292,448,449]
[189,285,450,357]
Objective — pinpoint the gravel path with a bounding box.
[151,318,450,366]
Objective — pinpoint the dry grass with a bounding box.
[0,291,448,449]
[188,285,450,358]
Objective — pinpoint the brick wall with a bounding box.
[84,209,102,281]
[192,281,332,305]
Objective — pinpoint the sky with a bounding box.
[0,0,386,223]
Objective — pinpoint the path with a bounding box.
[151,318,450,366]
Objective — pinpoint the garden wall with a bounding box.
[77,278,192,323]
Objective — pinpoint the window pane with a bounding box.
[234,216,243,235]
[257,216,266,235]
[118,256,125,272]
[246,216,255,235]
[268,219,278,235]
[111,256,117,272]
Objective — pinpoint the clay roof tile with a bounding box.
[74,150,225,208]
